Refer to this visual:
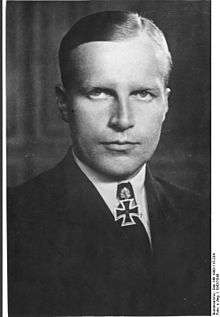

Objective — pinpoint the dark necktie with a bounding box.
[114,182,153,313]
[114,182,152,258]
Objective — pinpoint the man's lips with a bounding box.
[101,141,139,151]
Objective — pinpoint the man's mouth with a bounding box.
[101,141,139,151]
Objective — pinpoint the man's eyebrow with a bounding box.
[79,86,115,95]
[77,81,161,88]
[76,83,111,91]
[71,79,163,92]
[131,86,161,92]
[129,85,163,96]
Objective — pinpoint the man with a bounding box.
[8,11,210,315]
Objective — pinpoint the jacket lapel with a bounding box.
[55,149,135,255]
[145,164,186,267]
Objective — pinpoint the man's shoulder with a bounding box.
[156,176,209,205]
[7,150,85,218]
[8,162,63,209]
[8,150,79,199]
[9,161,64,196]
[153,175,210,227]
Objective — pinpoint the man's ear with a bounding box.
[162,87,171,121]
[55,85,70,123]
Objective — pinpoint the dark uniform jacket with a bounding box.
[8,149,210,316]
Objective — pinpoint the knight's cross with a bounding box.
[115,199,140,226]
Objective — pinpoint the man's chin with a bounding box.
[75,149,148,181]
[91,161,146,182]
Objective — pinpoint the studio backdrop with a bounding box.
[7,0,210,194]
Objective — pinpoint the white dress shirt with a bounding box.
[72,150,151,241]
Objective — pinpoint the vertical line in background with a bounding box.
[20,3,37,181]
[7,3,26,142]
[22,3,35,140]
[3,0,8,315]
[31,2,43,140]
[24,2,44,177]
[40,2,55,137]
[13,4,25,142]
[7,3,27,185]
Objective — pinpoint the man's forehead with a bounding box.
[65,37,165,87]
[69,35,157,62]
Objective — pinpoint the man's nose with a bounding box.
[108,97,134,131]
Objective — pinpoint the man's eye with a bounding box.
[132,90,154,101]
[88,89,111,99]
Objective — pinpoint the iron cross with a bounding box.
[115,199,140,226]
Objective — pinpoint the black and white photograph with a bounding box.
[6,1,211,315]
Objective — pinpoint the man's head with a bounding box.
[56,11,172,181]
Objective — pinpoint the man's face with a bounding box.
[60,36,170,180]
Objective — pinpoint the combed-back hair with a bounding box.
[59,10,172,88]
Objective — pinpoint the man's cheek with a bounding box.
[139,119,159,136]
